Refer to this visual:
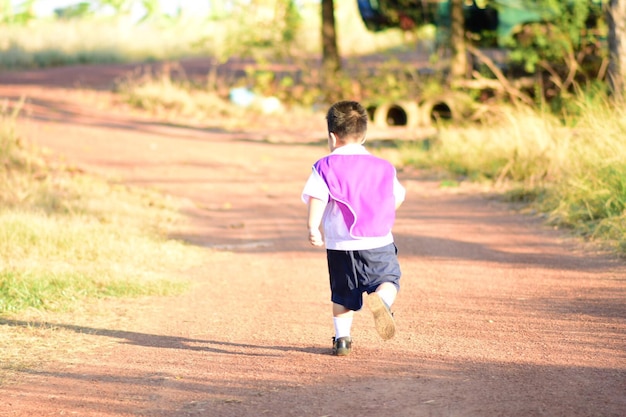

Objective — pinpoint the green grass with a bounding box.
[0,103,206,315]
[0,211,194,313]
[400,99,626,256]
[0,101,209,384]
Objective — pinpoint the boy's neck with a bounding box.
[329,133,366,152]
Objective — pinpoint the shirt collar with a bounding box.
[331,143,370,155]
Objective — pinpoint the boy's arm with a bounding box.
[394,177,406,210]
[307,197,326,247]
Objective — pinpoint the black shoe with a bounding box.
[332,336,352,356]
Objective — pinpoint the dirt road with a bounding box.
[1,62,625,417]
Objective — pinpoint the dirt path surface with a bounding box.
[1,63,625,417]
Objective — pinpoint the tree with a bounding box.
[321,0,340,83]
[606,0,626,99]
[448,0,467,82]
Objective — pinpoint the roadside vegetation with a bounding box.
[1,4,623,280]
[112,64,625,257]
[0,1,408,70]
[2,1,622,257]
[400,99,626,255]
[0,101,206,382]
[0,0,623,386]
[0,102,206,315]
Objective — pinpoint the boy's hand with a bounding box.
[308,228,324,246]
[306,197,326,247]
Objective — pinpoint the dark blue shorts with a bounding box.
[326,243,401,311]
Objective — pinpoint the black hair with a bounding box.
[326,101,368,139]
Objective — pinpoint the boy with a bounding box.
[301,100,406,356]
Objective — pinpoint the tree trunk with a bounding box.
[607,0,626,100]
[448,0,467,82]
[321,0,341,83]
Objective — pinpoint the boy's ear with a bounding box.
[329,132,338,148]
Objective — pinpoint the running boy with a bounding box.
[301,100,406,356]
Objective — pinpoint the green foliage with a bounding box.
[193,0,304,66]
[1,0,36,25]
[54,2,93,20]
[501,0,606,76]
[368,0,440,31]
[281,0,302,46]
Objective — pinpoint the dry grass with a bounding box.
[398,100,626,255]
[0,1,414,70]
[0,100,208,385]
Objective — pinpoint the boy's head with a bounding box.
[326,101,368,149]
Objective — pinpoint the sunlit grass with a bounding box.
[115,69,245,122]
[0,93,210,385]
[0,211,198,313]
[400,100,626,255]
[0,17,213,69]
[0,101,206,316]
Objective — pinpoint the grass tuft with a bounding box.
[0,88,208,385]
[400,99,626,255]
[0,97,206,316]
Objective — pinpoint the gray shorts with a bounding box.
[326,243,401,311]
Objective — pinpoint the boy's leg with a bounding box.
[332,303,353,338]
[332,303,353,356]
[375,282,398,307]
[367,282,397,340]
[333,303,354,318]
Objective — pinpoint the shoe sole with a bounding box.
[367,293,396,340]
